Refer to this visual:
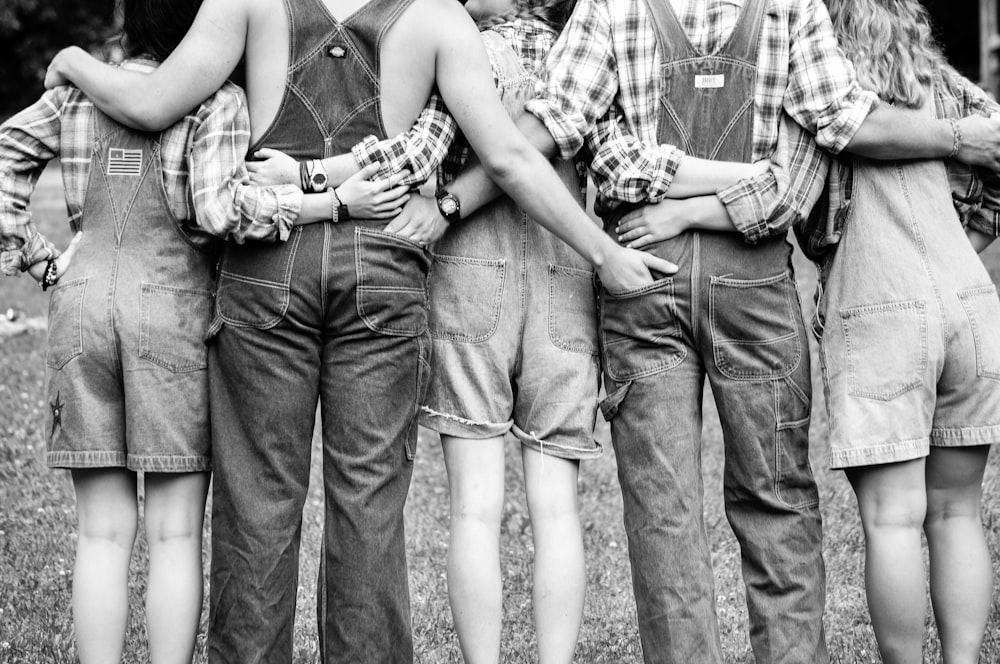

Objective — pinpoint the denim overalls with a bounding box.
[420,29,601,460]
[597,1,825,662]
[45,109,215,473]
[206,0,428,661]
[819,96,1000,468]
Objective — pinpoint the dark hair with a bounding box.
[120,0,204,61]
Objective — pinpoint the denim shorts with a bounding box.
[45,277,213,473]
[818,154,1000,469]
[420,183,602,460]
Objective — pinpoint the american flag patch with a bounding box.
[107,148,143,176]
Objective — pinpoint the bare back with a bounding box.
[241,0,445,144]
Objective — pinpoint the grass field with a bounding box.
[3,165,1000,662]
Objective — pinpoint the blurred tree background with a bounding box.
[0,0,117,119]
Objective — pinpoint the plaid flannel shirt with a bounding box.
[525,0,878,240]
[0,60,302,276]
[798,66,1000,264]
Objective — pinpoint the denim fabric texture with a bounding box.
[817,96,1000,469]
[420,29,601,460]
[597,0,827,661]
[45,109,215,473]
[206,0,424,662]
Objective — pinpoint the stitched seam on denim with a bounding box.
[772,380,818,510]
[547,263,598,356]
[958,285,1000,380]
[840,299,927,400]
[710,271,800,380]
[600,279,684,381]
[355,227,429,336]
[47,278,87,370]
[428,255,505,343]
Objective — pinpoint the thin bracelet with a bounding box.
[300,161,311,191]
[947,117,963,159]
[330,188,341,223]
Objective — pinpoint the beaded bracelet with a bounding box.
[41,259,59,291]
[947,117,963,159]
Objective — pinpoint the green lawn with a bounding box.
[2,164,1000,662]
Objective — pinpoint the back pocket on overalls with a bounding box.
[428,254,505,343]
[958,285,1000,380]
[710,271,802,381]
[215,233,299,329]
[139,284,213,373]
[355,228,431,337]
[599,277,684,382]
[548,264,597,355]
[840,300,927,400]
[47,278,87,370]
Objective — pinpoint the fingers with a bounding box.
[55,232,83,278]
[354,162,382,181]
[641,252,678,276]
[253,148,281,160]
[626,234,654,249]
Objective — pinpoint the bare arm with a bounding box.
[429,5,674,291]
[45,0,248,130]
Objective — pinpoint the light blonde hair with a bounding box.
[826,0,945,108]
[476,0,578,32]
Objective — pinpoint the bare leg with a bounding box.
[924,445,992,664]
[521,447,584,664]
[442,434,506,664]
[71,468,138,664]
[846,459,927,664]
[144,472,210,664]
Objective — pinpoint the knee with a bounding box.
[925,487,983,527]
[78,512,139,550]
[863,496,927,533]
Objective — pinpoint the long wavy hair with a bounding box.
[826,0,945,108]
[476,0,578,32]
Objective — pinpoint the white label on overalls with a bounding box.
[108,148,143,176]
[695,74,725,89]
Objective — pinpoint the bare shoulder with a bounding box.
[398,0,481,48]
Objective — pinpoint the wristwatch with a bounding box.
[436,189,461,224]
[308,159,329,193]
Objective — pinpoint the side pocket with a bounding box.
[46,278,87,370]
[548,264,597,355]
[427,254,505,343]
[840,299,927,400]
[407,334,433,463]
[139,284,213,373]
[774,376,818,510]
[958,285,1000,380]
[215,233,299,329]
[355,227,431,337]
[599,277,685,382]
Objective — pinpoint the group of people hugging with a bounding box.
[4,0,1000,662]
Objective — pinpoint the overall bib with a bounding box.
[45,109,215,473]
[598,1,825,662]
[207,1,428,662]
[420,29,601,460]
[819,96,1000,467]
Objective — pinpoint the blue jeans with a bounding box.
[599,231,826,664]
[206,222,431,663]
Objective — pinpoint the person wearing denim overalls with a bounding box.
[205,1,432,661]
[596,2,826,661]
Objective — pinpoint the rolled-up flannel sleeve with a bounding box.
[525,0,620,161]
[587,109,684,204]
[785,0,878,154]
[968,166,1000,237]
[716,114,830,243]
[188,86,302,243]
[0,89,66,276]
[351,93,458,187]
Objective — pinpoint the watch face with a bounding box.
[440,196,459,216]
[311,172,328,191]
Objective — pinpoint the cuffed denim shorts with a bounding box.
[420,189,601,461]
